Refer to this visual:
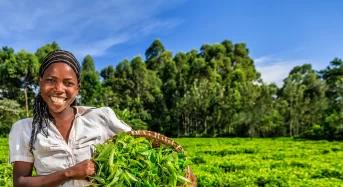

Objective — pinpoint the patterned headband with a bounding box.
[39,50,81,82]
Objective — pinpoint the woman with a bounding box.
[8,50,132,186]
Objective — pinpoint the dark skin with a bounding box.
[13,63,96,187]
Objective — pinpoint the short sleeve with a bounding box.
[101,107,132,134]
[8,119,34,165]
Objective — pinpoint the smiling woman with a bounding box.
[8,50,132,187]
[39,63,79,116]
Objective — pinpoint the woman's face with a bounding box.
[39,63,79,114]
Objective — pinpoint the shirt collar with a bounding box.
[72,106,96,116]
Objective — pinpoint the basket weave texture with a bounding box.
[92,130,197,187]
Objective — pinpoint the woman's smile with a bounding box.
[50,96,67,104]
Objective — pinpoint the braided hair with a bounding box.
[29,50,81,153]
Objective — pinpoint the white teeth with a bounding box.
[51,97,66,103]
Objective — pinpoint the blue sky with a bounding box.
[1,0,342,86]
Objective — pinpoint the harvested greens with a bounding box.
[90,132,193,187]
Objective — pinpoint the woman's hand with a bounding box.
[65,159,96,179]
[13,160,95,187]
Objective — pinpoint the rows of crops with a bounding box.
[1,138,342,186]
[175,138,343,186]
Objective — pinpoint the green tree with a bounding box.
[280,64,327,137]
[0,98,22,135]
[0,49,39,117]
[15,50,40,117]
[0,47,18,99]
[111,56,163,128]
[82,55,96,72]
[80,55,102,106]
[152,51,178,136]
[253,83,284,137]
[35,41,60,64]
[320,58,343,139]
[100,65,115,81]
[145,39,165,70]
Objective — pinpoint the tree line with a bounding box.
[0,40,342,140]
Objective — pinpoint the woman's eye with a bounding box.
[46,79,55,83]
[65,82,74,86]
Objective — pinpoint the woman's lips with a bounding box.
[50,96,67,104]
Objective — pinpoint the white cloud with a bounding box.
[254,55,313,87]
[0,0,184,58]
[254,55,274,65]
[141,19,184,34]
[69,35,130,57]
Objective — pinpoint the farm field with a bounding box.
[1,138,343,187]
[175,138,343,187]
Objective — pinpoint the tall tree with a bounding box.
[35,41,60,64]
[15,50,40,117]
[80,55,102,106]
[82,55,96,72]
[0,98,22,135]
[0,49,39,117]
[145,39,165,70]
[154,51,178,136]
[0,47,17,99]
[280,64,327,137]
[253,83,284,137]
[111,57,162,127]
[320,58,343,139]
[100,65,115,81]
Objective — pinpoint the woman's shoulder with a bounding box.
[73,106,131,132]
[12,118,33,128]
[10,118,33,136]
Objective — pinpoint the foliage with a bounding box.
[0,48,39,109]
[0,99,23,136]
[114,109,148,130]
[0,40,342,140]
[319,58,343,140]
[34,41,60,64]
[80,55,102,106]
[279,64,328,138]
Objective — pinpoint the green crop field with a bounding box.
[1,138,342,187]
[175,138,343,187]
[0,138,12,187]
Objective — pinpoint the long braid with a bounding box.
[29,50,81,153]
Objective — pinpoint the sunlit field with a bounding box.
[175,138,343,187]
[1,138,342,187]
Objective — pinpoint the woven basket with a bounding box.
[91,130,196,187]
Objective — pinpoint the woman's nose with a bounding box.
[54,82,65,92]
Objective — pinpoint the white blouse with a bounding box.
[8,106,132,187]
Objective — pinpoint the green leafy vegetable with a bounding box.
[90,132,193,187]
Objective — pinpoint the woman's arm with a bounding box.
[13,159,95,187]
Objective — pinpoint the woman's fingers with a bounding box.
[67,159,98,179]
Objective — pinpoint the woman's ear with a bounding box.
[39,77,43,87]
